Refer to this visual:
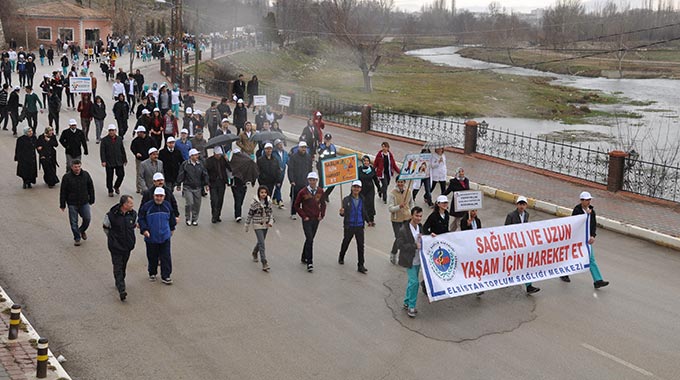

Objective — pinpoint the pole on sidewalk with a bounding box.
[36,338,49,378]
[7,304,21,340]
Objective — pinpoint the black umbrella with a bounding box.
[252,131,285,143]
[229,152,259,185]
[206,133,240,148]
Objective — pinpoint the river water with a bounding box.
[406,46,680,160]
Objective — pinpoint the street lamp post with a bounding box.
[156,0,183,86]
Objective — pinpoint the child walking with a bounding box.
[245,186,274,271]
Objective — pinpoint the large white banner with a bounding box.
[420,214,591,302]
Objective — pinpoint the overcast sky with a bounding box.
[393,0,551,13]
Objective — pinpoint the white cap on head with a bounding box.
[13,86,20,91]
[516,195,528,204]
[135,126,146,133]
[580,191,593,200]
[194,109,202,115]
[213,146,223,155]
[152,172,165,181]
[298,141,307,148]
[68,119,77,125]
[237,99,244,104]
[107,124,117,131]
[166,136,176,143]
[264,143,273,149]
[436,195,449,203]
[189,148,200,156]
[351,180,362,187]
[185,107,193,114]
[316,112,322,116]
[221,118,229,123]
[148,147,158,155]
[142,109,150,115]
[153,107,160,112]
[307,172,319,180]
[232,147,241,154]
[154,187,165,196]
[180,128,188,134]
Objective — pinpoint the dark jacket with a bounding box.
[100,134,127,167]
[233,79,246,99]
[397,222,422,268]
[257,154,281,187]
[141,186,180,218]
[205,155,231,187]
[130,136,154,161]
[104,204,137,253]
[15,135,37,182]
[341,195,367,228]
[572,204,597,237]
[294,186,326,220]
[59,127,88,157]
[246,79,258,97]
[505,209,529,225]
[443,177,470,216]
[217,103,231,118]
[48,92,61,114]
[138,200,176,244]
[113,99,130,121]
[287,151,313,186]
[233,105,247,128]
[158,147,184,184]
[177,160,209,189]
[359,164,381,196]
[92,101,107,120]
[423,210,450,235]
[7,91,21,113]
[460,214,482,231]
[59,170,95,208]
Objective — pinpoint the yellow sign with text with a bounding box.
[321,154,359,188]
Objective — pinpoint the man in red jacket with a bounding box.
[294,171,326,272]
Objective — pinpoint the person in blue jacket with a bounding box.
[272,139,289,208]
[138,187,177,284]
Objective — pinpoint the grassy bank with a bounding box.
[458,47,680,79]
[200,39,629,123]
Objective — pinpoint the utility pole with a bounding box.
[193,7,199,91]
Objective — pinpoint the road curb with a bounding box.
[281,132,680,251]
[0,286,72,380]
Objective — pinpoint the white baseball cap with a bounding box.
[153,107,160,112]
[213,146,223,155]
[237,99,244,104]
[264,143,273,149]
[298,141,307,148]
[166,136,176,143]
[152,172,165,181]
[142,109,150,115]
[189,148,200,156]
[351,180,362,187]
[580,191,593,200]
[135,126,146,133]
[221,118,229,123]
[154,187,165,196]
[307,172,319,180]
[232,147,241,154]
[148,147,158,155]
[185,107,193,114]
[194,109,202,115]
[107,124,117,131]
[13,86,20,91]
[516,196,528,204]
[436,195,449,203]
[68,119,77,125]
[180,128,188,134]
[315,112,322,116]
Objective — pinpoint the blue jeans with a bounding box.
[588,244,603,282]
[68,204,91,241]
[404,265,420,308]
[146,240,172,279]
[273,183,283,203]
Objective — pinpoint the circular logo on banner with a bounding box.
[428,241,457,281]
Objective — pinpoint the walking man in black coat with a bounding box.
[100,125,127,197]
[113,93,130,138]
[158,136,184,190]
[103,195,137,301]
[60,160,95,246]
[59,119,88,172]
[505,196,540,294]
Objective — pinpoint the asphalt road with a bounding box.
[0,53,678,380]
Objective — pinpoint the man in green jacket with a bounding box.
[23,85,43,132]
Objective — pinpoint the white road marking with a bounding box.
[581,343,656,378]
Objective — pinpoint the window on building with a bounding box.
[37,27,52,41]
[59,28,74,42]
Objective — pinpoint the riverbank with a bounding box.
[198,39,630,123]
[458,46,680,79]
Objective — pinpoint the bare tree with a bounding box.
[321,0,393,93]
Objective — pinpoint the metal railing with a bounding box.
[371,109,466,148]
[476,126,610,185]
[624,157,680,202]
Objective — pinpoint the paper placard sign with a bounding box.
[278,95,291,107]
[70,77,92,93]
[453,190,483,212]
[399,153,432,180]
[321,154,359,188]
[253,95,267,106]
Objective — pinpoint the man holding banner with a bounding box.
[505,196,541,294]
[397,206,424,318]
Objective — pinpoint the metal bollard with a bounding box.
[7,304,21,340]
[36,338,48,379]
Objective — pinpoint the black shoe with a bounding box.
[109,192,114,197]
[301,257,307,264]
[357,266,368,274]
[114,187,120,194]
[211,218,218,223]
[338,256,344,265]
[307,264,314,272]
[526,285,541,294]
[22,183,27,189]
[119,291,127,301]
[594,280,609,289]
[560,276,571,283]
[27,183,32,188]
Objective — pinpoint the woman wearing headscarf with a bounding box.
[443,167,470,231]
[358,155,381,226]
[36,126,60,188]
[14,126,37,189]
